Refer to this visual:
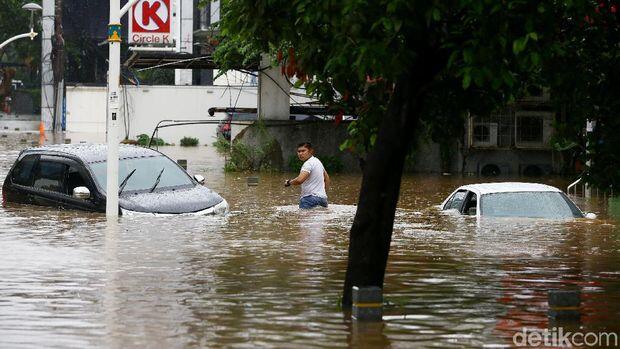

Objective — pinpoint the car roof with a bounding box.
[21,143,161,163]
[456,182,563,195]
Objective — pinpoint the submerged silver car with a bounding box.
[441,182,593,219]
[3,144,228,215]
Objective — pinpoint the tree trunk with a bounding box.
[341,65,440,307]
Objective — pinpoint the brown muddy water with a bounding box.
[0,134,619,348]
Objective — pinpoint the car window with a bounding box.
[33,161,68,193]
[11,155,38,186]
[89,155,194,193]
[462,192,478,214]
[444,190,467,210]
[66,165,90,197]
[480,192,581,218]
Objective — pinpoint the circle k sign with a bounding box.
[129,0,173,45]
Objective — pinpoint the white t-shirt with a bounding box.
[300,156,327,199]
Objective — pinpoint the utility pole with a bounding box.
[106,0,140,217]
[41,0,54,131]
[585,120,596,199]
[52,0,64,132]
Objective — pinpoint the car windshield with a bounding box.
[481,191,583,218]
[89,156,194,194]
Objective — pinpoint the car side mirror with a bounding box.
[73,186,90,200]
[467,207,477,216]
[585,212,597,219]
[193,174,205,185]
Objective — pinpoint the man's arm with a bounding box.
[285,170,310,186]
[323,170,330,190]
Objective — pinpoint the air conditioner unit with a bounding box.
[472,123,498,147]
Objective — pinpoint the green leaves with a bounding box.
[512,36,529,54]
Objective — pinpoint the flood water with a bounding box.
[1,134,619,348]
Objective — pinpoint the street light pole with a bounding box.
[0,3,42,51]
[106,0,140,217]
[0,31,38,51]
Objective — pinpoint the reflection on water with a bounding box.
[0,135,619,348]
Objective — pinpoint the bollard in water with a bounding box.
[64,138,71,144]
[548,290,580,320]
[177,159,187,170]
[352,286,383,321]
[247,176,259,186]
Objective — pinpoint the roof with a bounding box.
[458,182,562,195]
[22,143,159,163]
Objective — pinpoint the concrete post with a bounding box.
[352,286,383,321]
[104,0,140,217]
[258,54,290,120]
[41,0,54,131]
[548,290,580,320]
[247,176,259,186]
[106,0,122,217]
[175,0,193,85]
[584,120,595,198]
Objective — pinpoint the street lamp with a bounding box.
[0,3,42,51]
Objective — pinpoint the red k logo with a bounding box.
[132,0,170,32]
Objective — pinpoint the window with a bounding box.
[463,192,477,215]
[517,115,543,143]
[481,192,582,218]
[11,155,37,186]
[66,165,89,196]
[89,155,194,194]
[473,125,490,142]
[444,190,467,210]
[33,161,68,193]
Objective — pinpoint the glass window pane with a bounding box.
[11,155,37,186]
[89,156,194,194]
[33,161,68,193]
[446,190,467,210]
[481,192,579,218]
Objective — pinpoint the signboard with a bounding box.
[129,0,173,45]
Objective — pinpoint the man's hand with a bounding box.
[284,179,291,187]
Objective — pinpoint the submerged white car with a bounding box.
[441,182,593,219]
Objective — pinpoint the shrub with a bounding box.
[288,154,343,173]
[212,135,231,153]
[136,134,167,146]
[180,137,199,147]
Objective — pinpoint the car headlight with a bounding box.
[213,199,229,215]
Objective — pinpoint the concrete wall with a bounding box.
[66,84,258,144]
[236,121,361,172]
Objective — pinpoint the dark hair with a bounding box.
[297,142,313,150]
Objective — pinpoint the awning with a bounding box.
[124,51,259,71]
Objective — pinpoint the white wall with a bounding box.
[66,85,258,145]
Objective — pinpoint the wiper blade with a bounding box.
[118,169,137,195]
[149,168,165,193]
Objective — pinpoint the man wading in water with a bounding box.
[284,142,330,209]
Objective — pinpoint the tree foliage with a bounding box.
[213,0,617,305]
[0,0,41,87]
[542,1,620,189]
[214,0,572,148]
